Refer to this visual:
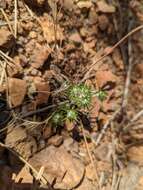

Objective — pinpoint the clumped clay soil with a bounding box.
[1,0,143,190]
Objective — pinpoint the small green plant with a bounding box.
[68,84,92,108]
[51,83,107,127]
[66,109,78,121]
[95,90,107,101]
[51,111,64,125]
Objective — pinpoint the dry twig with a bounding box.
[81,124,101,190]
[95,109,121,146]
[0,60,7,85]
[0,8,14,35]
[0,50,15,66]
[121,20,134,109]
[14,0,18,38]
[36,166,45,181]
[124,109,143,132]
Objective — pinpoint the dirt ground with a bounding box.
[1,0,143,190]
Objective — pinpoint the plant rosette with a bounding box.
[51,111,65,126]
[68,84,92,108]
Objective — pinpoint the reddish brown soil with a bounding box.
[0,0,143,190]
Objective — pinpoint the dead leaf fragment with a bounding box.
[8,78,27,107]
[96,1,116,13]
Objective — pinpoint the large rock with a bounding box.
[29,145,85,189]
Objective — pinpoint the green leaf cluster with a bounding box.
[51,84,107,126]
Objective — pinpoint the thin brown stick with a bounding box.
[95,109,121,146]
[0,60,7,85]
[81,25,143,82]
[0,8,14,35]
[0,50,15,65]
[0,17,32,26]
[121,20,134,109]
[130,109,143,122]
[81,124,101,189]
[14,0,18,38]
[24,3,34,17]
[124,109,143,132]
[36,166,45,180]
[121,54,133,109]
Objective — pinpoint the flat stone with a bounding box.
[31,46,51,69]
[8,78,27,107]
[96,70,116,88]
[29,145,85,189]
[34,77,50,105]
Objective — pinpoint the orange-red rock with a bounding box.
[31,46,51,69]
[34,77,50,105]
[96,70,116,88]
[8,78,27,107]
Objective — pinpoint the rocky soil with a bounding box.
[1,0,143,190]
